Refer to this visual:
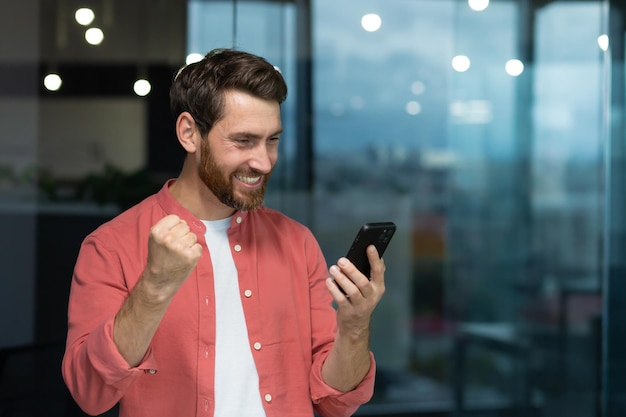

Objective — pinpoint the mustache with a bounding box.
[233,168,269,177]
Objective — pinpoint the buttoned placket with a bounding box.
[233,214,274,408]
[194,219,214,415]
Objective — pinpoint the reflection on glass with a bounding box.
[505,59,524,76]
[452,55,471,72]
[186,0,608,415]
[312,0,605,415]
[361,13,382,32]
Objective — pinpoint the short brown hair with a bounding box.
[170,48,288,137]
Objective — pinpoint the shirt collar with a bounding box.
[155,179,250,234]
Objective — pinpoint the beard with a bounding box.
[198,138,272,212]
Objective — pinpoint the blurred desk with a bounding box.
[452,322,531,413]
[558,279,601,336]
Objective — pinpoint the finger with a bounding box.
[168,219,192,239]
[330,265,361,299]
[325,277,351,302]
[190,242,203,258]
[176,229,199,249]
[366,244,380,260]
[154,214,183,232]
[150,215,182,241]
[152,219,192,247]
[179,240,203,265]
[366,245,386,284]
[337,257,369,291]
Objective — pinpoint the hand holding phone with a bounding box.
[345,222,396,278]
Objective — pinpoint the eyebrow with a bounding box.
[227,129,283,140]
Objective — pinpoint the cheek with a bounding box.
[269,148,279,165]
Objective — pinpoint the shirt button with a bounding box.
[253,342,262,350]
[236,216,243,224]
[264,393,272,403]
[234,244,242,252]
[244,289,252,298]
[147,369,157,374]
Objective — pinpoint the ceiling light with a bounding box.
[75,8,95,26]
[85,28,104,45]
[133,79,152,96]
[468,0,489,12]
[452,55,471,72]
[406,101,422,115]
[505,59,524,76]
[43,73,62,91]
[186,53,204,65]
[598,34,609,51]
[361,14,382,32]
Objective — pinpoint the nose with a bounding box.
[248,143,274,174]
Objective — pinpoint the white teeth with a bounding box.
[236,175,261,184]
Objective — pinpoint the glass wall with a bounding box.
[312,1,454,413]
[186,1,610,415]
[308,0,608,415]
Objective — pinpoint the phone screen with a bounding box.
[345,222,396,278]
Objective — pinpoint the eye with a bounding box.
[235,138,252,146]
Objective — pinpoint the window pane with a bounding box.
[312,0,605,415]
[187,0,298,191]
[313,1,456,413]
[187,0,607,415]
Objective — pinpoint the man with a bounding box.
[62,48,386,417]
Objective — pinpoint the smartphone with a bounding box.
[345,222,396,278]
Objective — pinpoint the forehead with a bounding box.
[207,90,282,141]
[221,90,281,124]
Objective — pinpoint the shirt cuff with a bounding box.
[310,351,376,405]
[86,316,159,390]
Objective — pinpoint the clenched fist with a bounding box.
[143,214,203,300]
[112,215,203,366]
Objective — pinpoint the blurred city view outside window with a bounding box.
[190,0,608,415]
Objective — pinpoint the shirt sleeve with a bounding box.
[303,230,376,417]
[61,234,158,415]
[310,352,376,417]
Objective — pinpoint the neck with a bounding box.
[170,160,236,221]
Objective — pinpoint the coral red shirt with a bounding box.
[62,180,375,417]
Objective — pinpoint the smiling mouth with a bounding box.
[235,174,262,185]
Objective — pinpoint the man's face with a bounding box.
[197,90,282,212]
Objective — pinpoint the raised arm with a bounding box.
[62,214,202,415]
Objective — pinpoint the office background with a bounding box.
[1,0,625,416]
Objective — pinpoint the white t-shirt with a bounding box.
[203,218,266,417]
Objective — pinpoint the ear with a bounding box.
[176,112,199,153]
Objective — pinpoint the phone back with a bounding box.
[346,222,396,277]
